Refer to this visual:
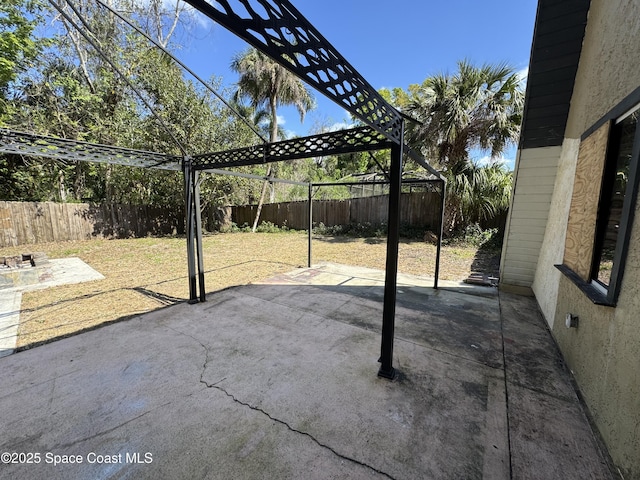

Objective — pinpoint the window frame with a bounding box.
[557,87,640,306]
[591,105,640,304]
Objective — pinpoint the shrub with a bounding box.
[446,223,503,249]
[312,222,426,240]
[227,221,294,234]
[229,222,252,233]
[255,221,287,233]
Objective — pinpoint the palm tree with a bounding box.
[447,160,513,229]
[405,60,523,234]
[230,99,287,146]
[231,48,315,231]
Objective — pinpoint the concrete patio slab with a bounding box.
[0,258,104,357]
[0,263,615,479]
[0,289,21,358]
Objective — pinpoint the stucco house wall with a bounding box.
[505,0,640,477]
[531,138,579,327]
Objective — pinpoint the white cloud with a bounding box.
[328,121,355,132]
[257,115,285,128]
[516,66,529,87]
[474,155,511,168]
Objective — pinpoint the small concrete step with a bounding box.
[0,253,50,289]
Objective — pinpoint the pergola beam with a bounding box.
[0,129,180,170]
[191,126,392,170]
[182,0,404,143]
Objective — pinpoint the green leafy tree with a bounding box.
[2,0,258,208]
[231,47,315,231]
[0,0,44,121]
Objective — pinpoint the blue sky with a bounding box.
[174,0,539,167]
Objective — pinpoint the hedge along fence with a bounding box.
[231,192,443,232]
[0,201,187,247]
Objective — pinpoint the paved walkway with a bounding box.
[0,263,615,479]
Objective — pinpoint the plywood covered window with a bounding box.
[562,103,640,305]
[564,122,611,280]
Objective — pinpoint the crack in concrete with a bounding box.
[54,401,173,451]
[0,368,83,401]
[48,376,56,410]
[166,324,396,480]
[203,381,397,480]
[56,411,153,450]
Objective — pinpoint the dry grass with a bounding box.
[1,232,500,348]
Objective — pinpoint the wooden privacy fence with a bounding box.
[231,192,443,231]
[0,201,185,247]
[1,193,444,247]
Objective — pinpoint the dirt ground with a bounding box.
[1,232,500,349]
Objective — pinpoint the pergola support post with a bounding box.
[194,171,206,302]
[378,121,404,380]
[183,156,198,303]
[435,179,446,289]
[308,183,313,268]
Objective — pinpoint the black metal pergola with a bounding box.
[0,0,445,379]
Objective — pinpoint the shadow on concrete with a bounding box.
[470,243,501,279]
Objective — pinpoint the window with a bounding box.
[559,97,640,306]
[591,106,640,301]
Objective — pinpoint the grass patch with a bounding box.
[1,232,500,349]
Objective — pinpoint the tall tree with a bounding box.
[3,0,234,205]
[404,60,524,233]
[0,0,43,121]
[231,47,315,231]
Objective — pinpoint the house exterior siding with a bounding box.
[549,1,640,476]
[531,138,580,326]
[500,146,561,291]
[504,0,640,477]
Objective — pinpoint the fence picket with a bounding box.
[1,193,461,247]
[231,193,442,232]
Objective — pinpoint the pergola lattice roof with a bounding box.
[0,128,181,170]
[0,126,392,172]
[191,126,391,170]
[0,0,446,379]
[183,0,405,144]
[0,0,444,181]
[1,126,441,179]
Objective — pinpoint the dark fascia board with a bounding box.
[537,0,593,20]
[519,0,591,150]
